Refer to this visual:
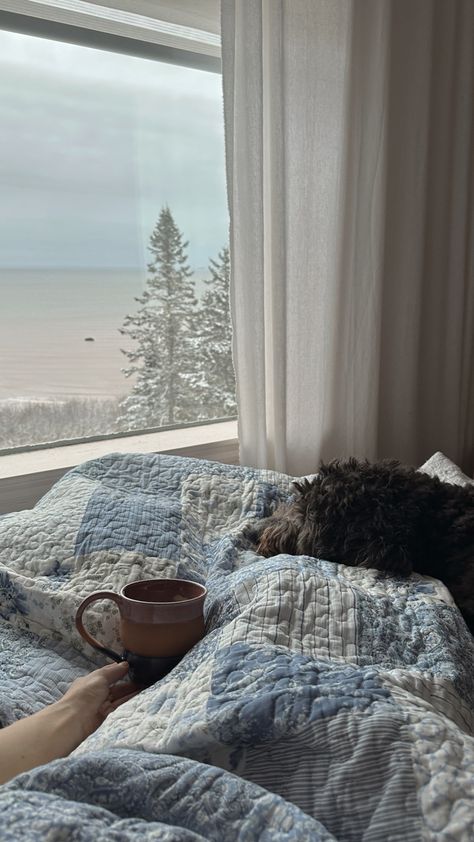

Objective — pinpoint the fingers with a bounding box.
[109,690,140,710]
[95,660,129,684]
[99,690,140,719]
[108,680,140,703]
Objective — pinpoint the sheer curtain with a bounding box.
[221,0,474,476]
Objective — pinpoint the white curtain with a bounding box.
[221,0,474,476]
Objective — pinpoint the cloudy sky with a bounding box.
[0,29,229,270]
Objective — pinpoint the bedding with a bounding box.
[0,451,473,841]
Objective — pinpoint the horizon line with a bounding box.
[0,265,209,272]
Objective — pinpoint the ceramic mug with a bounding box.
[75,578,207,686]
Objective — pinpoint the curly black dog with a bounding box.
[253,457,474,633]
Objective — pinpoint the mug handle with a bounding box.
[75,590,124,662]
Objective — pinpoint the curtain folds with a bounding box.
[221,0,474,476]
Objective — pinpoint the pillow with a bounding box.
[419,451,473,486]
[302,453,472,487]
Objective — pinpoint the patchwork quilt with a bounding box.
[0,452,473,841]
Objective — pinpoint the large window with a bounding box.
[0,27,234,451]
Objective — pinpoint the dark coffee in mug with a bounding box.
[75,578,207,686]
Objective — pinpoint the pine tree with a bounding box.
[194,246,236,418]
[118,207,199,429]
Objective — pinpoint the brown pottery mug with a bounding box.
[75,578,207,686]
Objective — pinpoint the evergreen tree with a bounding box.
[194,246,236,418]
[118,207,198,429]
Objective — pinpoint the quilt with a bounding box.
[0,451,473,841]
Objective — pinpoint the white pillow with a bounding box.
[299,452,472,487]
[419,451,473,486]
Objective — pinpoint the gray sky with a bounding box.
[0,29,229,270]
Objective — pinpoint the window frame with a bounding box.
[0,7,221,73]
[0,6,238,509]
[0,419,239,514]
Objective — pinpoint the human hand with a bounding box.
[60,661,139,741]
[0,662,141,785]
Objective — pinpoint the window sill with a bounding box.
[0,420,239,514]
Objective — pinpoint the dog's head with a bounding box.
[255,458,431,575]
[255,489,309,558]
[255,477,324,558]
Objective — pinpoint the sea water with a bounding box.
[0,267,145,400]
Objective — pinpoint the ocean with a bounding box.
[0,267,206,402]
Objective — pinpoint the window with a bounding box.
[0,24,234,452]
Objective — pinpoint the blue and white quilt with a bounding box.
[0,452,473,841]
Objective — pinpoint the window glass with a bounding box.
[0,29,234,450]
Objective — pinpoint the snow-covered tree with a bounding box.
[194,247,236,418]
[118,207,199,428]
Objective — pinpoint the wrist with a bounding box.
[44,698,87,750]
[0,699,85,785]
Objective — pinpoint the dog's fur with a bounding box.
[252,458,474,633]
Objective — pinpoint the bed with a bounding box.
[0,451,473,840]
